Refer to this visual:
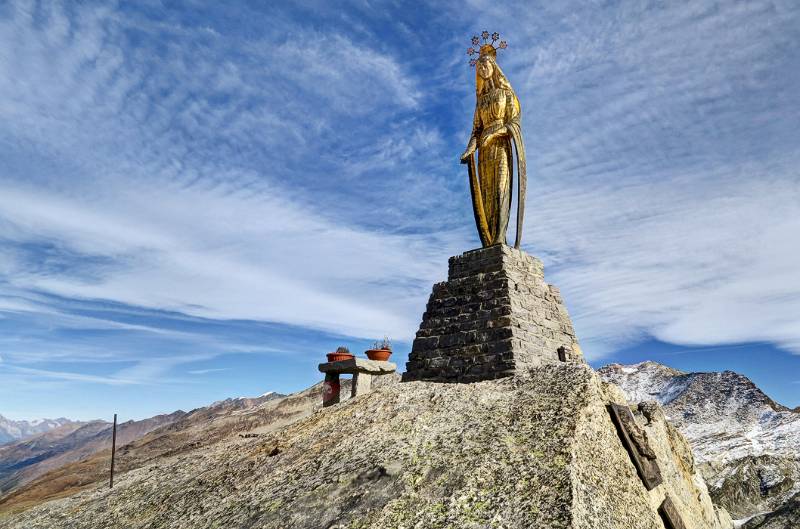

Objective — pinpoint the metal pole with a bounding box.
[110,413,117,489]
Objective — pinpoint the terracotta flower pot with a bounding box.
[365,349,392,362]
[327,352,354,362]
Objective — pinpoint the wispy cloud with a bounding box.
[1,0,800,418]
[188,368,231,375]
[0,0,459,346]
[7,365,140,386]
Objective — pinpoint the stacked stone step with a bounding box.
[403,244,583,383]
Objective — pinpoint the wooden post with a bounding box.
[110,413,117,489]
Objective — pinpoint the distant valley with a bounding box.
[0,390,288,513]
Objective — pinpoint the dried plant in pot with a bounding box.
[327,346,354,363]
[365,337,392,362]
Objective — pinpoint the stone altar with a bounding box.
[403,244,584,383]
[318,357,396,407]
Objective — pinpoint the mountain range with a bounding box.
[0,390,286,514]
[598,362,800,529]
[0,416,81,445]
[0,411,186,500]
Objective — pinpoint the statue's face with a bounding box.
[477,58,493,80]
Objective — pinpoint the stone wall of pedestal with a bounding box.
[403,244,583,383]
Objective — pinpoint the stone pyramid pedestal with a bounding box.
[404,244,584,383]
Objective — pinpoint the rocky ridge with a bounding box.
[598,361,800,526]
[0,365,731,529]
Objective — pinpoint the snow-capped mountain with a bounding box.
[0,415,79,445]
[599,361,800,527]
[208,390,283,409]
[599,362,798,461]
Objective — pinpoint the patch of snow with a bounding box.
[654,377,692,405]
[733,510,772,528]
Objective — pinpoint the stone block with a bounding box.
[351,372,372,397]
[318,358,397,375]
[658,496,688,529]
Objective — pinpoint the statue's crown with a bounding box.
[467,31,507,67]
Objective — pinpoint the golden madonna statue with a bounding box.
[460,32,526,248]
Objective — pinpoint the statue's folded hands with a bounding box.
[480,125,508,148]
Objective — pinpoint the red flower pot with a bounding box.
[365,349,392,362]
[326,352,354,362]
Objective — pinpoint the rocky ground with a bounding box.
[3,360,791,528]
[599,362,800,528]
[0,364,731,529]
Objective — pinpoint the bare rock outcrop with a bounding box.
[0,364,731,529]
[744,491,800,529]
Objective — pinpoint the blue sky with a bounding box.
[1,0,799,421]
